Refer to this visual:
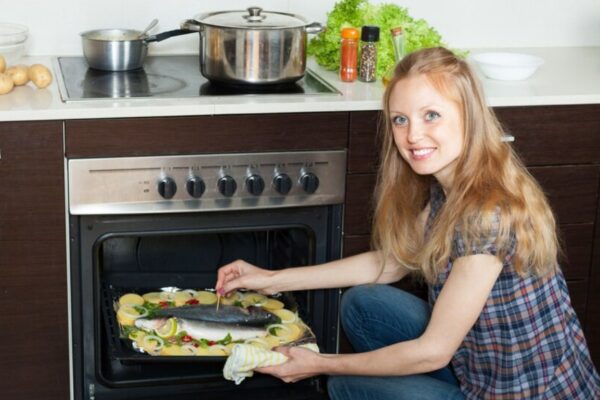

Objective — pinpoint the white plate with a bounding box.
[471,52,544,81]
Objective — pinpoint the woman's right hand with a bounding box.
[215,259,278,296]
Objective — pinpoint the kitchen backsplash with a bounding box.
[8,0,600,57]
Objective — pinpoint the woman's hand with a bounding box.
[256,346,326,383]
[215,259,277,295]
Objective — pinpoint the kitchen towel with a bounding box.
[223,343,319,384]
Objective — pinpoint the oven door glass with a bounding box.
[71,206,341,400]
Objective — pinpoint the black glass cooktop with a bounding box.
[56,56,340,102]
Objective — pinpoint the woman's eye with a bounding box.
[392,115,408,125]
[425,111,440,121]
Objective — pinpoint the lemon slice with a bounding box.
[118,293,144,307]
[194,290,217,305]
[262,298,284,310]
[272,308,297,324]
[264,335,282,348]
[155,318,178,338]
[173,291,192,306]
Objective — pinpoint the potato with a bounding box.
[0,55,5,73]
[6,65,29,86]
[0,73,14,95]
[28,64,53,89]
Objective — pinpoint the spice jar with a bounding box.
[358,25,380,82]
[383,26,405,86]
[339,28,360,82]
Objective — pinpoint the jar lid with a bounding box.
[361,25,380,42]
[341,27,359,40]
[195,7,309,29]
[390,27,403,36]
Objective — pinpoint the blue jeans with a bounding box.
[328,284,465,400]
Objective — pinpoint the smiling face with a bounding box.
[388,73,464,190]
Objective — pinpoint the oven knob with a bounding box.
[158,177,177,199]
[246,174,265,196]
[273,173,292,195]
[300,172,319,194]
[186,176,206,198]
[217,175,237,197]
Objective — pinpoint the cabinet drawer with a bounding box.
[344,174,376,236]
[495,105,600,166]
[529,165,599,224]
[348,111,380,174]
[65,113,349,158]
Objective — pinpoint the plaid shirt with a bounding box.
[426,183,600,399]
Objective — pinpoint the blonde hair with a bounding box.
[372,47,559,283]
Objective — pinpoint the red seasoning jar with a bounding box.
[339,27,360,82]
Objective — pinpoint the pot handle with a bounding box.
[144,28,195,44]
[305,22,324,35]
[180,19,203,33]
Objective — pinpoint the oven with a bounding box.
[68,150,346,400]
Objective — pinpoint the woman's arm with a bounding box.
[259,253,503,381]
[216,251,410,295]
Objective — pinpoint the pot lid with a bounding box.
[195,7,309,29]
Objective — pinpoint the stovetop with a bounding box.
[56,56,340,102]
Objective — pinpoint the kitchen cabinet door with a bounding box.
[0,121,68,400]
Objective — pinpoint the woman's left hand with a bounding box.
[256,346,325,383]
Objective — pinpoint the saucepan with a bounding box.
[81,22,194,71]
[182,7,323,85]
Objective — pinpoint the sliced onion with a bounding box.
[266,323,292,337]
[181,343,198,355]
[119,304,148,319]
[142,334,164,352]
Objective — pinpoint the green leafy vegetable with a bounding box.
[308,0,464,79]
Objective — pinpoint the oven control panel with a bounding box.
[68,150,346,215]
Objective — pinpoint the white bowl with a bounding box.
[0,42,26,65]
[0,22,28,45]
[471,52,544,81]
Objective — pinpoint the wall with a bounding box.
[7,0,600,57]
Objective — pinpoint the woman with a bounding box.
[215,47,600,399]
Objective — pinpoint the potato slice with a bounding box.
[173,291,192,306]
[142,292,162,304]
[262,298,284,310]
[118,293,144,307]
[0,55,5,73]
[194,290,217,305]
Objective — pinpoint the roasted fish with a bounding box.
[152,304,280,327]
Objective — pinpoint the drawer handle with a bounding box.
[501,134,515,142]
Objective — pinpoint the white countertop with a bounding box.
[1,47,599,122]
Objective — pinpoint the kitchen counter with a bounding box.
[0,47,599,122]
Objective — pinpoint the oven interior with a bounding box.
[72,207,341,400]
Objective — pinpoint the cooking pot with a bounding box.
[81,28,193,71]
[183,7,323,85]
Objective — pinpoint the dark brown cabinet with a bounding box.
[343,105,600,368]
[0,121,69,399]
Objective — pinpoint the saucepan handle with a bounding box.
[305,22,324,34]
[144,28,195,44]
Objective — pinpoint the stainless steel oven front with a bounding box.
[67,150,346,400]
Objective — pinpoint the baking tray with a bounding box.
[101,283,303,363]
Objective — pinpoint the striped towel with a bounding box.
[223,343,319,384]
